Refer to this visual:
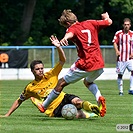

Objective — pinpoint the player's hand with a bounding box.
[50,35,60,47]
[101,12,112,25]
[101,12,109,20]
[60,38,68,46]
[129,53,133,58]
[0,115,8,118]
[116,51,120,56]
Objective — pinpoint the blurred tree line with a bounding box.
[0,0,133,46]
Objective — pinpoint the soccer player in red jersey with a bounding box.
[41,9,113,117]
[112,18,133,95]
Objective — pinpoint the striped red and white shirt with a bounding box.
[112,30,133,61]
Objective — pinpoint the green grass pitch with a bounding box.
[0,80,132,133]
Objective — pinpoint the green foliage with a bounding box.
[110,0,133,14]
[23,37,35,46]
[0,0,24,45]
[0,0,133,46]
[0,80,132,133]
[109,0,133,35]
[0,43,9,46]
[41,36,51,46]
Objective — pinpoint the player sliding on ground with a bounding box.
[39,9,113,117]
[0,35,99,119]
[30,95,99,119]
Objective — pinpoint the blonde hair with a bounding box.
[58,9,78,27]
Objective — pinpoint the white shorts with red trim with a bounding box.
[116,60,133,75]
[63,62,104,83]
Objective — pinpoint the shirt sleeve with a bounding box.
[49,62,62,76]
[19,92,26,101]
[90,20,110,32]
[67,20,110,34]
[112,32,118,44]
[18,85,31,101]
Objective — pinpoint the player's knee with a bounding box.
[55,78,68,92]
[83,79,93,88]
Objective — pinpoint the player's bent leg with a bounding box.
[98,96,106,117]
[71,97,100,116]
[82,101,100,116]
[84,79,106,117]
[42,78,67,112]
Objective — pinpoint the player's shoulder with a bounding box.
[27,81,34,87]
[44,63,60,78]
[129,30,133,34]
[82,19,103,27]
[23,81,33,92]
[81,20,94,24]
[115,30,123,35]
[78,20,94,28]
[50,62,62,72]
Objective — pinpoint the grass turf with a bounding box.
[0,80,132,133]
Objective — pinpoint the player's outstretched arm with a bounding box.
[60,32,74,46]
[50,35,66,66]
[0,99,23,117]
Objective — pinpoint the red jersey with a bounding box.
[67,20,110,71]
[112,30,133,61]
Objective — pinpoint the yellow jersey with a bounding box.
[19,62,65,117]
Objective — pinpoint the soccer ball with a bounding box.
[61,104,77,120]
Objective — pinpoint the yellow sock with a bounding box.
[82,101,92,111]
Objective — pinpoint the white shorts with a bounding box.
[116,60,133,75]
[63,63,104,84]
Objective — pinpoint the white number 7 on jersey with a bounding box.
[81,30,91,46]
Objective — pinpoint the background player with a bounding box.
[112,18,133,95]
